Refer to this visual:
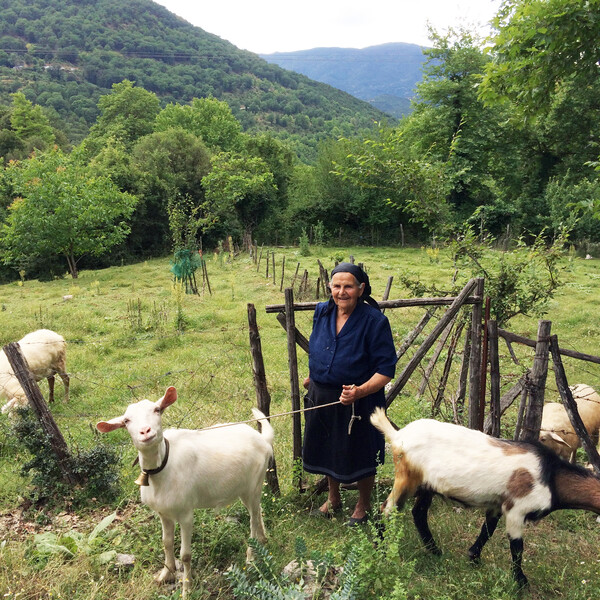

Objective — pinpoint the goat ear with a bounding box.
[96,419,125,433]
[158,386,177,410]
[547,432,572,448]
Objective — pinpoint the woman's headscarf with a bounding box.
[328,262,381,311]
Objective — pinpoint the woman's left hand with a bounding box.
[340,384,359,405]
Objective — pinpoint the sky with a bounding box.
[153,0,501,54]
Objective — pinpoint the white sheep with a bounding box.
[539,383,600,462]
[371,407,600,587]
[96,386,274,598]
[1,329,69,414]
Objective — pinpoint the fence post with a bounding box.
[467,278,485,429]
[550,335,600,475]
[247,304,281,495]
[284,288,303,469]
[3,342,79,485]
[518,320,551,442]
[386,278,478,408]
[487,320,501,437]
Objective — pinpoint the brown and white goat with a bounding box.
[97,386,274,598]
[371,408,600,587]
[1,329,69,414]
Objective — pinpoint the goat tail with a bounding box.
[252,408,275,448]
[370,407,397,442]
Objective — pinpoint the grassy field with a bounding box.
[0,245,599,599]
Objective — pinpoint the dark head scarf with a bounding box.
[328,262,381,312]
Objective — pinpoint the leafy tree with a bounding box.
[481,0,600,116]
[10,92,55,147]
[332,126,449,235]
[130,128,211,254]
[244,133,295,241]
[154,97,243,152]
[85,80,160,151]
[0,148,137,278]
[202,152,276,248]
[399,29,524,227]
[286,138,408,245]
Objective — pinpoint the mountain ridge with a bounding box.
[260,42,428,118]
[0,0,389,161]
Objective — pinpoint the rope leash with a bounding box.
[198,399,343,432]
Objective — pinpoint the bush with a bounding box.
[11,408,121,509]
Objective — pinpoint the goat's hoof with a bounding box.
[155,567,176,585]
[468,549,481,563]
[514,574,529,589]
[426,543,442,556]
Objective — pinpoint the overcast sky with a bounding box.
[153,0,501,54]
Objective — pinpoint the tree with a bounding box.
[0,148,137,278]
[85,80,160,151]
[481,0,600,115]
[202,152,276,248]
[479,1,600,230]
[154,97,243,152]
[332,126,449,235]
[130,129,211,254]
[400,29,523,227]
[9,92,55,150]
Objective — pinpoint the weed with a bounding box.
[299,229,310,257]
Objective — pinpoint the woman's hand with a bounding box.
[340,384,358,405]
[339,373,392,405]
[303,377,310,390]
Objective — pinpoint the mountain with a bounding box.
[0,0,388,161]
[260,43,428,119]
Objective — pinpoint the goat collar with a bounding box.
[134,438,170,487]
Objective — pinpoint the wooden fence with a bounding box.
[260,273,600,486]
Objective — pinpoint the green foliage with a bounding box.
[299,229,310,256]
[155,97,243,152]
[86,80,160,149]
[545,174,600,240]
[202,151,277,245]
[10,408,121,509]
[481,0,600,116]
[0,0,387,161]
[332,126,449,234]
[130,128,211,254]
[226,511,415,599]
[32,512,118,565]
[449,226,569,326]
[0,147,138,278]
[225,536,349,599]
[10,92,55,148]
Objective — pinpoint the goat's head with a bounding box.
[96,386,177,450]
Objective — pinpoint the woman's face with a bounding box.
[330,272,364,313]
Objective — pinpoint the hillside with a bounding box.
[260,43,427,118]
[0,0,388,161]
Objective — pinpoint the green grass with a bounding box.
[0,245,599,599]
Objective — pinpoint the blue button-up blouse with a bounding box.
[308,300,397,386]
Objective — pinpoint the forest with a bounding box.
[0,0,385,161]
[0,0,599,282]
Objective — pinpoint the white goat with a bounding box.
[371,408,600,587]
[96,386,274,598]
[1,329,69,414]
[539,383,600,462]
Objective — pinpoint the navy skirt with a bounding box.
[302,380,386,483]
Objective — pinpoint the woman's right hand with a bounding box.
[303,376,310,389]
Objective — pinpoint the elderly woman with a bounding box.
[303,262,397,525]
